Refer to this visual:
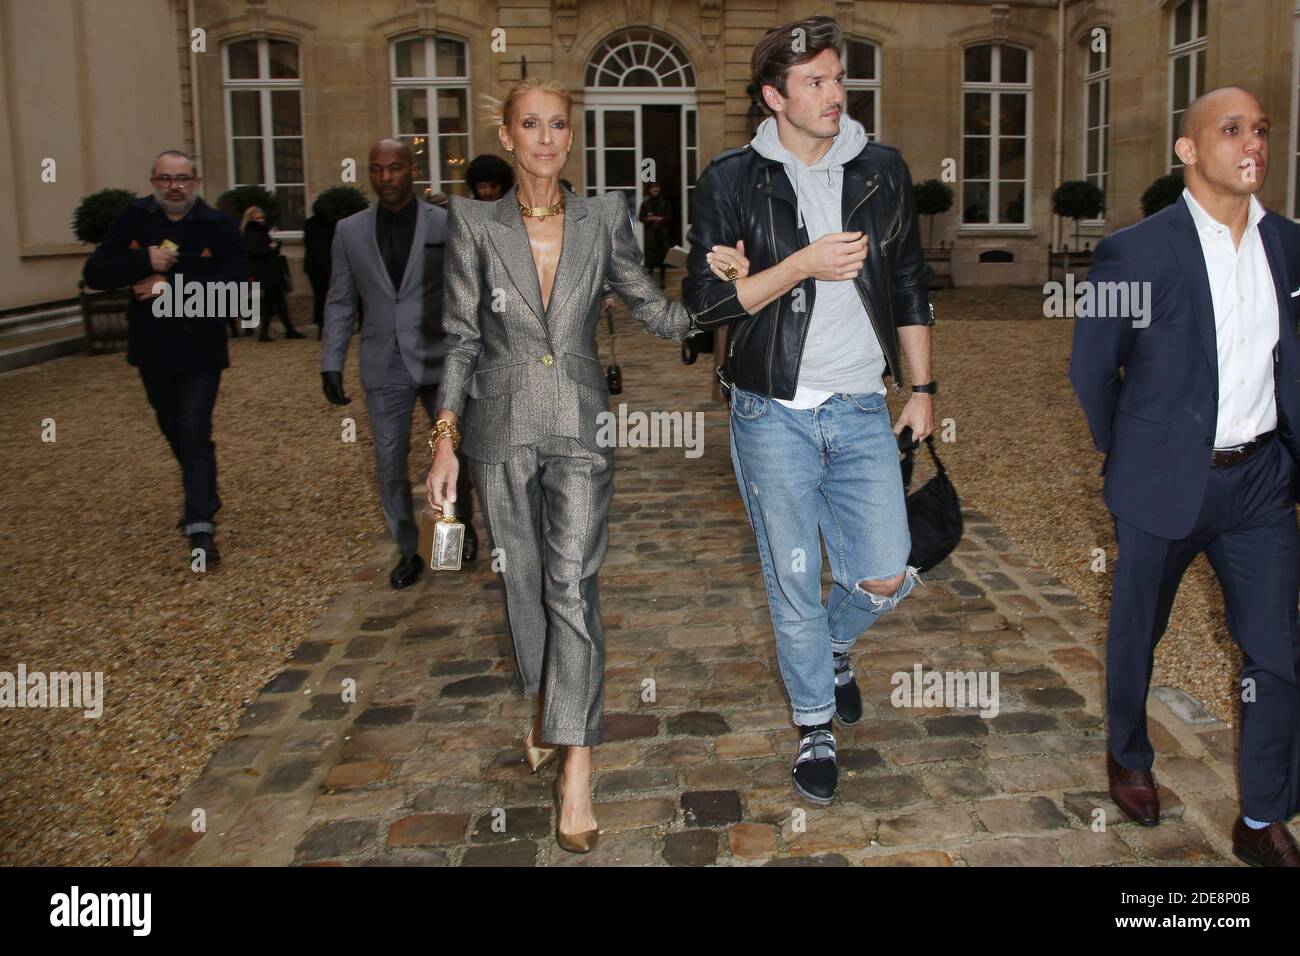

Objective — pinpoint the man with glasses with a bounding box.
[84,150,247,567]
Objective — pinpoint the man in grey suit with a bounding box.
[321,139,477,588]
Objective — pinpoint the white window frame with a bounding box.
[389,34,473,198]
[960,43,1033,230]
[583,30,699,244]
[223,36,306,236]
[840,37,882,142]
[1082,28,1110,225]
[1168,0,1208,170]
[682,106,699,238]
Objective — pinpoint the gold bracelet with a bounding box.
[428,419,461,453]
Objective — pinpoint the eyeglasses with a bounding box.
[153,175,196,187]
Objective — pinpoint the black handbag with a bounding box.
[681,328,715,365]
[898,428,963,573]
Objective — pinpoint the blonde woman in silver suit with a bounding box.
[426,77,749,853]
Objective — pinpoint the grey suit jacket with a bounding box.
[435,185,692,464]
[320,199,448,388]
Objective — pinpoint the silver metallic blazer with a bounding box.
[435,184,693,463]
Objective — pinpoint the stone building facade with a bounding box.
[2,0,1292,309]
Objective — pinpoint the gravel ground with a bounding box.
[0,285,1254,866]
[0,303,387,865]
[914,286,1243,728]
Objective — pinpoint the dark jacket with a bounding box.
[1069,195,1300,538]
[242,219,286,292]
[83,196,246,372]
[682,141,933,398]
[302,215,335,286]
[638,194,673,268]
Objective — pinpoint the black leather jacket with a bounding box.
[683,141,933,399]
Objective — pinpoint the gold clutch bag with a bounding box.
[418,502,465,571]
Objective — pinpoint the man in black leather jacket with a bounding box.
[683,15,936,806]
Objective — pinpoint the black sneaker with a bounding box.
[833,651,862,725]
[792,723,837,804]
[188,531,221,566]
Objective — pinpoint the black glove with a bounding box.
[321,370,350,405]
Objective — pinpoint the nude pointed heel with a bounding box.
[524,722,558,773]
[553,772,599,854]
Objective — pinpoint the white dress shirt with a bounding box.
[1182,188,1279,448]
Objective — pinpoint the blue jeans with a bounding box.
[729,385,918,725]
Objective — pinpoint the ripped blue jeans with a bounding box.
[729,385,919,726]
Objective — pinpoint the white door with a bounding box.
[584,106,643,244]
[681,106,698,240]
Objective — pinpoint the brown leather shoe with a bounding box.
[1107,751,1160,826]
[1232,817,1300,867]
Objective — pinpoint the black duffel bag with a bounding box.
[898,427,963,573]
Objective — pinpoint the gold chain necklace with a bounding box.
[518,192,565,221]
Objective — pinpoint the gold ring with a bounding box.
[724,265,738,281]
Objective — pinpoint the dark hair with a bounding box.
[750,15,843,108]
[466,153,515,194]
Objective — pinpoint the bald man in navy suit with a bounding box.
[1071,88,1300,866]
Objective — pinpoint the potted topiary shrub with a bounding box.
[1141,170,1184,218]
[73,188,138,352]
[312,186,369,223]
[72,188,137,248]
[1052,180,1105,249]
[217,185,281,226]
[913,179,954,248]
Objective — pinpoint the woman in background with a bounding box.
[241,206,303,341]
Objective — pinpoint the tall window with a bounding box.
[1169,0,1207,169]
[224,37,305,230]
[961,43,1031,226]
[1083,28,1110,220]
[841,38,880,141]
[391,35,471,199]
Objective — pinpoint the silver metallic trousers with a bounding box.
[468,436,612,746]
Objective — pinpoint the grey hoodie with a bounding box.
[750,112,886,402]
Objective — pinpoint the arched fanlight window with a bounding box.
[585,29,695,88]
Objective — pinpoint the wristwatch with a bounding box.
[912,381,938,395]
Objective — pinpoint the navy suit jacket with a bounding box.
[1069,194,1300,540]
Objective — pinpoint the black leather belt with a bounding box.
[1211,428,1276,467]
